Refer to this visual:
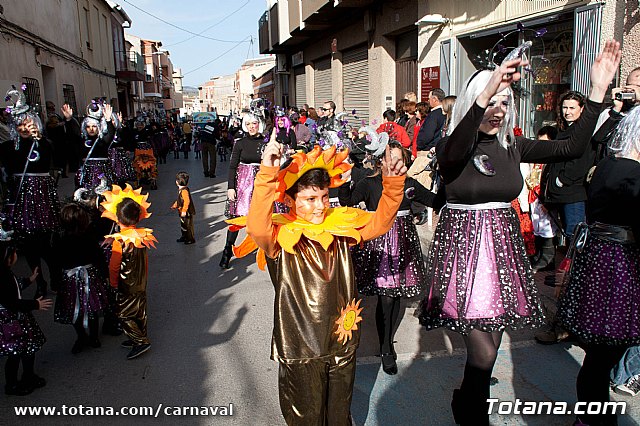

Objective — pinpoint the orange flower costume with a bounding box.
[227,146,405,425]
[101,184,157,349]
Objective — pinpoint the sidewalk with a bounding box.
[351,212,640,425]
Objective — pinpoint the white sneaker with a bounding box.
[615,375,640,396]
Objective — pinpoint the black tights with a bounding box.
[5,354,35,387]
[576,345,627,424]
[457,330,503,424]
[225,230,239,248]
[22,233,61,293]
[72,317,99,341]
[375,295,402,354]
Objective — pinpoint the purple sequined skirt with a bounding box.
[7,174,60,234]
[418,204,545,334]
[109,148,136,183]
[54,265,109,326]
[0,309,46,356]
[353,212,426,297]
[557,237,640,346]
[225,163,259,218]
[75,158,116,191]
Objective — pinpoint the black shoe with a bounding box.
[184,240,196,245]
[121,339,134,348]
[204,172,210,177]
[176,237,186,243]
[71,339,85,354]
[88,338,101,348]
[210,174,216,178]
[22,375,46,389]
[5,383,33,396]
[381,353,398,375]
[127,343,151,360]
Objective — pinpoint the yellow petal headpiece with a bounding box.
[100,184,152,223]
[274,145,352,203]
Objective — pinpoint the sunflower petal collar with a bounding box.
[226,207,373,269]
[106,227,157,249]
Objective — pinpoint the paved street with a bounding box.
[1,154,639,425]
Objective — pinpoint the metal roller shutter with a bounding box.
[572,4,603,95]
[314,57,332,109]
[294,66,307,108]
[343,46,369,126]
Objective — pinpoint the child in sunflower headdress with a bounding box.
[228,133,407,425]
[100,185,157,360]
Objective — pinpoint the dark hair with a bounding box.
[397,99,409,113]
[60,203,90,235]
[324,101,336,110]
[116,198,142,226]
[557,91,585,130]
[430,88,446,102]
[285,168,330,199]
[383,109,396,122]
[176,171,189,186]
[416,102,429,119]
[307,107,319,121]
[537,125,558,140]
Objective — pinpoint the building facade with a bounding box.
[235,57,276,110]
[198,74,236,115]
[0,0,121,119]
[259,0,639,133]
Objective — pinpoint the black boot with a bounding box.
[451,389,466,425]
[531,237,555,272]
[219,245,233,269]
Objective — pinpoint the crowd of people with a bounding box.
[0,39,638,426]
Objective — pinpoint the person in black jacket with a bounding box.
[416,88,447,152]
[540,91,592,250]
[0,242,52,395]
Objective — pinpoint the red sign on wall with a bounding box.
[421,66,440,101]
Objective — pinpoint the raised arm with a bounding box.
[246,137,282,259]
[359,146,407,241]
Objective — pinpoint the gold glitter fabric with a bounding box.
[116,245,150,345]
[277,349,356,426]
[266,237,359,362]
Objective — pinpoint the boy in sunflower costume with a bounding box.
[100,184,157,360]
[227,134,407,425]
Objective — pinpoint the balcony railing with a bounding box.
[115,51,145,81]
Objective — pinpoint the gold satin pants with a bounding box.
[278,350,356,426]
[117,292,150,345]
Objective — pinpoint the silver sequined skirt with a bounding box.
[418,204,545,334]
[352,212,426,298]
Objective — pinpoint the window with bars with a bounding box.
[63,84,77,115]
[22,77,42,115]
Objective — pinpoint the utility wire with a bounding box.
[164,0,250,47]
[121,0,249,43]
[183,36,252,76]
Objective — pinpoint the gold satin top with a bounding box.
[119,245,148,294]
[267,237,357,363]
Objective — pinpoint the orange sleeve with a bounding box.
[180,189,190,214]
[246,165,279,259]
[171,201,177,209]
[109,239,123,288]
[359,175,406,241]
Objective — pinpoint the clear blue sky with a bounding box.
[119,0,270,87]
